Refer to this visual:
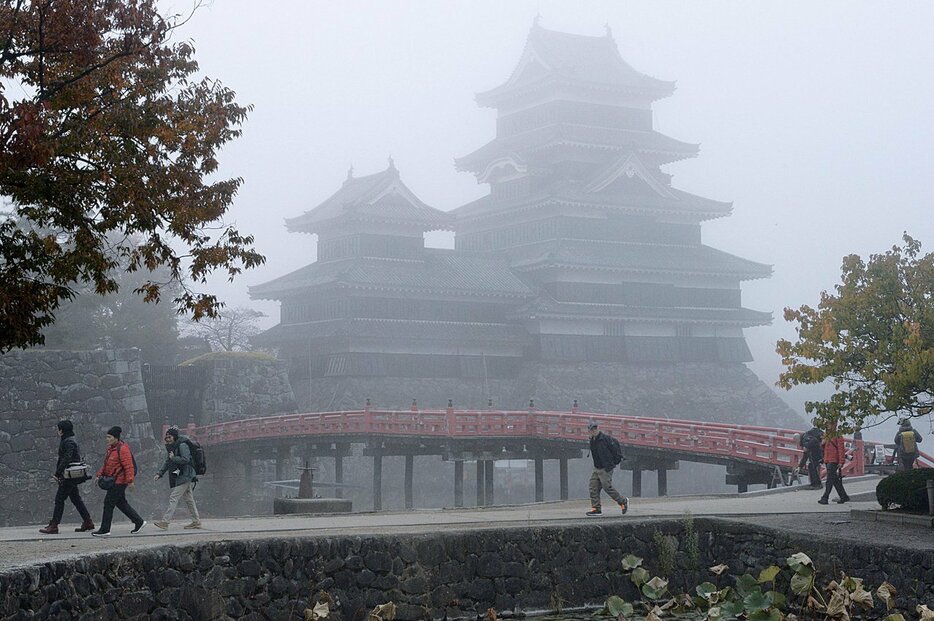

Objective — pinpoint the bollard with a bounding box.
[927,480,934,517]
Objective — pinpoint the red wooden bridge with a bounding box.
[181,406,932,510]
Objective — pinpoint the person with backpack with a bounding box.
[153,427,202,530]
[894,419,923,471]
[39,420,95,534]
[585,421,629,516]
[92,426,146,536]
[796,427,824,488]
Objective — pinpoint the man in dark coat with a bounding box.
[894,419,923,471]
[40,420,94,534]
[585,421,629,516]
[797,427,824,488]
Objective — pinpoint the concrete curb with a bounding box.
[851,508,934,528]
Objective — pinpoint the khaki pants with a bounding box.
[163,482,200,523]
[589,468,625,509]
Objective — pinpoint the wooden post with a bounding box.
[404,455,414,509]
[657,468,668,497]
[334,449,344,499]
[484,460,494,506]
[534,458,544,502]
[559,458,569,500]
[476,460,485,506]
[632,468,643,498]
[454,460,464,508]
[372,453,383,511]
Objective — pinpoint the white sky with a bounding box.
[174,1,934,440]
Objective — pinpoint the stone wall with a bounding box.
[0,349,160,527]
[181,355,297,424]
[1,519,931,620]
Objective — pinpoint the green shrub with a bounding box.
[876,468,934,511]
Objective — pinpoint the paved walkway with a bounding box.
[0,476,901,571]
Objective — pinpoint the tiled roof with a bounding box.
[477,26,675,106]
[250,250,535,300]
[285,164,453,233]
[450,183,731,222]
[512,296,772,326]
[254,318,529,345]
[456,125,697,172]
[506,240,772,280]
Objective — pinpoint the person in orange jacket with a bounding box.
[818,426,850,505]
[91,426,146,536]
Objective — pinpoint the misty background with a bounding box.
[169,1,933,442]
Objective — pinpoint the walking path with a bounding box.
[1,476,922,571]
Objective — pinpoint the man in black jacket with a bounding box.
[796,427,824,488]
[40,420,94,534]
[586,421,629,516]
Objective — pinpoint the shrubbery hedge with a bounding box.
[876,468,934,511]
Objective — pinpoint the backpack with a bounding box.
[180,436,207,476]
[608,435,623,466]
[900,431,917,454]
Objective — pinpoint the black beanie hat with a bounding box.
[57,420,74,436]
[107,425,122,439]
[165,428,179,441]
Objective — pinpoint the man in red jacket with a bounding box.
[818,426,850,505]
[91,426,146,536]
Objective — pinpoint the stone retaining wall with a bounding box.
[1,519,931,620]
[0,349,160,527]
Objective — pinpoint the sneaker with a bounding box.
[817,498,829,505]
[130,521,146,534]
[585,507,602,516]
[91,530,111,537]
[835,497,850,504]
[183,521,202,529]
[619,497,629,515]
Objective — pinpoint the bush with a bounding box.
[876,468,934,511]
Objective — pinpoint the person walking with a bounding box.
[153,427,202,530]
[39,420,95,534]
[91,426,146,536]
[585,421,629,516]
[818,427,849,505]
[797,427,824,489]
[894,419,923,471]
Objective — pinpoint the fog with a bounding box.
[177,1,934,442]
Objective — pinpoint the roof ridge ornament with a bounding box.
[533,13,542,29]
[387,155,399,178]
[604,23,614,40]
[345,165,354,184]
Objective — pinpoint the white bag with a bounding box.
[63,462,89,480]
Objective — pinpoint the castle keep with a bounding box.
[252,25,800,428]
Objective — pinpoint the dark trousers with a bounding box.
[899,453,917,471]
[806,455,822,487]
[99,484,143,532]
[820,462,848,501]
[52,480,91,524]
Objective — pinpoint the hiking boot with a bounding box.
[39,522,59,535]
[585,507,602,516]
[817,498,829,505]
[153,521,169,530]
[75,520,95,532]
[130,521,146,534]
[183,521,202,529]
[90,530,111,537]
[835,497,850,504]
[619,497,629,515]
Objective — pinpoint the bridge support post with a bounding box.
[404,455,414,510]
[476,460,485,506]
[275,447,288,498]
[657,468,668,497]
[484,460,494,506]
[454,460,464,507]
[632,468,642,498]
[534,458,544,502]
[373,453,383,511]
[559,458,568,500]
[334,450,344,499]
